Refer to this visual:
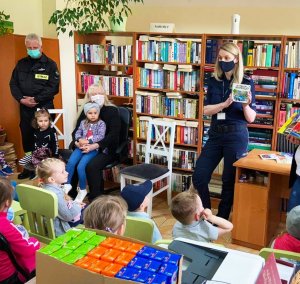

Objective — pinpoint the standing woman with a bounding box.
[192,42,256,220]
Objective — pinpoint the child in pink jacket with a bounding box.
[0,177,40,283]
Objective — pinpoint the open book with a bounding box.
[278,112,300,138]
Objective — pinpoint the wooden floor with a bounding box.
[10,173,285,255]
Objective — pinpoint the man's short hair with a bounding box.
[25,33,42,46]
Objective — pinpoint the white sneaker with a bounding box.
[75,189,87,203]
[62,184,72,194]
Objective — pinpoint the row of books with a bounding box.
[280,72,300,99]
[75,43,133,65]
[136,35,201,63]
[284,41,300,68]
[278,103,300,127]
[136,67,200,92]
[136,143,198,170]
[78,72,133,97]
[136,92,198,119]
[206,39,281,67]
[136,116,198,145]
[248,129,272,150]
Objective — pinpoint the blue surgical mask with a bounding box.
[219,60,235,73]
[27,49,41,59]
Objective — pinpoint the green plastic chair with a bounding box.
[259,248,300,261]
[124,216,154,243]
[11,200,29,230]
[16,184,58,244]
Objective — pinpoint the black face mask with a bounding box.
[219,60,235,73]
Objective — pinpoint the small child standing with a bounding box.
[19,108,59,179]
[84,195,127,236]
[121,180,162,243]
[0,177,40,283]
[171,191,233,242]
[66,102,106,203]
[36,158,84,237]
[273,205,300,253]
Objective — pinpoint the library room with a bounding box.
[0,0,300,283]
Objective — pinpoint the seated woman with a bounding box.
[69,83,121,201]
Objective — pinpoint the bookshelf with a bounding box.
[73,31,300,194]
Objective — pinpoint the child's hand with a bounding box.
[200,208,213,220]
[78,138,89,146]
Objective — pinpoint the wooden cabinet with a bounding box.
[0,34,62,159]
[232,149,290,249]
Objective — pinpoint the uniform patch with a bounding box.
[35,74,49,80]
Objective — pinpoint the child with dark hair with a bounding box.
[18,108,59,179]
[0,177,40,283]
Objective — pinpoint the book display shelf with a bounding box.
[73,31,300,194]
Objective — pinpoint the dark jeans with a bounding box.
[288,175,300,212]
[69,152,117,201]
[192,127,249,220]
[19,107,36,152]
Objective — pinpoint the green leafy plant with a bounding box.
[49,0,143,36]
[0,11,11,36]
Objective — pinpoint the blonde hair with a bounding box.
[36,158,64,184]
[214,42,244,84]
[77,83,115,120]
[0,177,13,211]
[84,195,127,234]
[171,191,200,225]
[32,108,51,129]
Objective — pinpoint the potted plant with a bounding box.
[0,11,13,36]
[49,0,144,36]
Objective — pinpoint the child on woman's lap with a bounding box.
[36,158,85,237]
[65,102,106,203]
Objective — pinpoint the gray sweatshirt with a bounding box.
[42,183,82,237]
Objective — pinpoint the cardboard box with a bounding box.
[36,229,182,284]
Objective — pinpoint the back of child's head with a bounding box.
[171,191,200,225]
[0,177,13,211]
[36,157,64,183]
[32,108,51,129]
[84,195,128,235]
[287,205,300,239]
[120,180,152,212]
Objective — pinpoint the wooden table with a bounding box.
[232,149,291,250]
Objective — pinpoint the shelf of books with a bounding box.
[134,32,203,192]
[203,34,284,153]
[276,36,300,153]
[74,32,135,107]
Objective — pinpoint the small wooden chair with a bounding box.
[16,184,58,244]
[124,216,154,243]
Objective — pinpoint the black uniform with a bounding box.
[10,53,60,152]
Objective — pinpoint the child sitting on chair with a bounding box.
[0,177,40,283]
[121,180,162,243]
[84,195,127,236]
[171,190,233,242]
[273,205,300,253]
[36,158,85,237]
[65,102,106,203]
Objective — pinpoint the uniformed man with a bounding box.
[10,33,60,179]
